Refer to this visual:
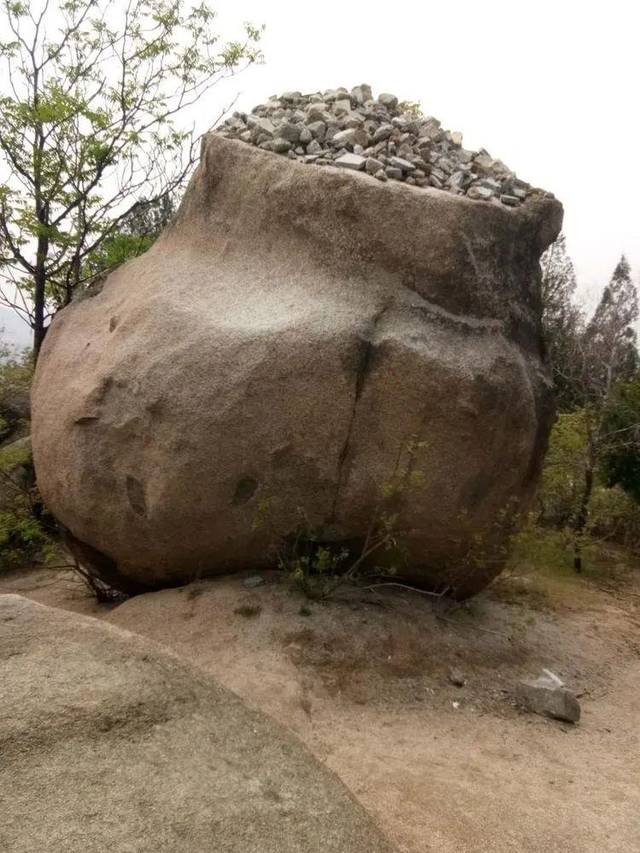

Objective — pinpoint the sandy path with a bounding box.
[312,679,639,852]
[2,567,639,852]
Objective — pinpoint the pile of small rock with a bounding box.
[217,84,541,207]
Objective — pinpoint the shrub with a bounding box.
[538,410,588,526]
[508,517,576,575]
[279,525,353,601]
[0,343,32,444]
[588,485,640,553]
[536,408,640,555]
[600,374,640,502]
[256,441,430,601]
[0,439,56,572]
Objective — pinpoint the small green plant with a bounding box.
[280,522,351,600]
[251,494,277,532]
[266,438,430,600]
[0,513,53,570]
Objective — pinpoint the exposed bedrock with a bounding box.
[31,134,562,596]
[0,594,396,853]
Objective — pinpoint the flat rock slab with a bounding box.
[0,594,394,853]
[515,670,581,723]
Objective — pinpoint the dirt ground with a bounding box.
[2,561,639,853]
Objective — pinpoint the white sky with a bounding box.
[2,0,639,347]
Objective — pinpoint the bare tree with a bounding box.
[0,0,262,355]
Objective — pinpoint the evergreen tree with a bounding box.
[540,233,583,410]
[583,255,638,398]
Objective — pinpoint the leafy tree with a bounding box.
[600,373,640,502]
[83,193,175,282]
[535,403,640,565]
[540,233,583,410]
[0,337,32,443]
[568,255,639,570]
[0,0,262,355]
[537,409,588,526]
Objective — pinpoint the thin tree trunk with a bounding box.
[31,67,48,361]
[65,251,81,307]
[32,253,47,359]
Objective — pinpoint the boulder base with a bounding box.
[31,135,562,596]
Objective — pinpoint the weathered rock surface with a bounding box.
[32,133,562,596]
[515,669,581,723]
[0,594,395,853]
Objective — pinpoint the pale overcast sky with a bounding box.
[2,0,638,347]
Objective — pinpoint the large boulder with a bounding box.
[0,594,395,853]
[0,367,30,445]
[31,134,562,596]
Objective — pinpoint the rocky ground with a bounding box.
[3,558,639,852]
[218,84,548,205]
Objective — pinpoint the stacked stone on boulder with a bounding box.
[217,84,543,207]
